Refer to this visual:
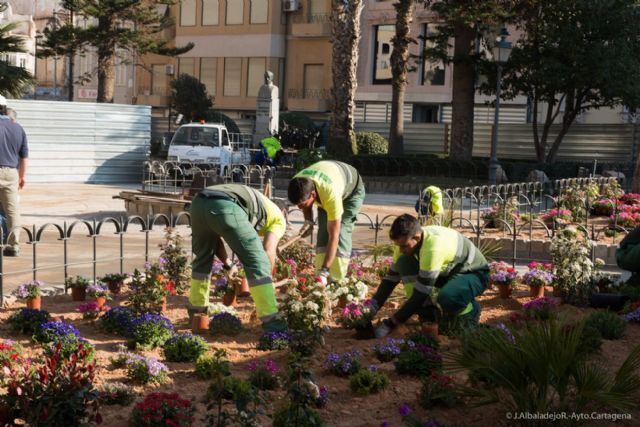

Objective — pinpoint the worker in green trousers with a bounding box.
[188,184,287,332]
[287,160,365,283]
[617,226,640,286]
[372,214,489,338]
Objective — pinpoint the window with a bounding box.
[303,64,323,99]
[179,58,196,76]
[250,0,268,23]
[421,24,445,86]
[412,104,439,123]
[180,0,196,26]
[247,57,266,96]
[224,58,242,96]
[309,0,327,22]
[202,0,219,25]
[152,64,168,96]
[116,61,128,86]
[226,0,244,25]
[19,57,26,68]
[373,25,394,84]
[200,58,217,96]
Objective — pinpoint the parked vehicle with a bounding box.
[167,123,253,176]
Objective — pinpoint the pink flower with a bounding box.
[528,261,539,269]
[543,262,553,270]
[341,307,350,317]
[352,309,362,317]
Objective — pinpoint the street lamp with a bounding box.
[488,27,512,185]
[33,31,44,100]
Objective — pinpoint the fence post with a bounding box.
[31,224,37,281]
[443,123,449,155]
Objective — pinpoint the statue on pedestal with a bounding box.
[254,70,279,146]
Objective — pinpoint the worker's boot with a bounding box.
[262,315,288,333]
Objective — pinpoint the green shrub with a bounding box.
[349,368,389,395]
[450,319,640,415]
[125,355,169,385]
[207,377,255,411]
[127,314,174,350]
[195,350,231,380]
[278,112,321,150]
[394,346,442,377]
[280,112,317,131]
[204,110,240,134]
[97,382,136,406]
[355,132,389,155]
[295,148,327,171]
[577,324,603,355]
[247,359,280,391]
[7,308,49,335]
[163,333,209,362]
[273,404,324,427]
[419,371,458,408]
[585,311,626,340]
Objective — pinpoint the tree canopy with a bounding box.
[170,73,213,123]
[0,21,34,97]
[41,0,193,103]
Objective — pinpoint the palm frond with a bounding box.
[477,238,503,261]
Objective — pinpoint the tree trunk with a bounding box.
[449,22,476,161]
[389,0,413,157]
[328,0,364,158]
[96,15,115,103]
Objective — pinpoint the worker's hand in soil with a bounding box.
[299,220,314,238]
[316,267,330,286]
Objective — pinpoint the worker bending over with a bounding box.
[188,183,287,332]
[372,214,489,338]
[287,160,365,283]
[415,185,444,219]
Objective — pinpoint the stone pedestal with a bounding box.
[254,70,279,145]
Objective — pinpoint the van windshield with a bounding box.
[171,127,219,147]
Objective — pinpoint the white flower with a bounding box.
[305,301,319,312]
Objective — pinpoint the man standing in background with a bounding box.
[0,96,28,256]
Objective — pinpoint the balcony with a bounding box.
[291,13,331,38]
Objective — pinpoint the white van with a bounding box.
[167,123,252,176]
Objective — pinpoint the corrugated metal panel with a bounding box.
[355,102,413,123]
[471,123,634,162]
[355,123,446,154]
[7,100,150,183]
[441,105,527,124]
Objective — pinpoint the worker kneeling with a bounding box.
[188,183,287,332]
[372,214,489,338]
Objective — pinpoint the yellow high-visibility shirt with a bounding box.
[257,193,286,239]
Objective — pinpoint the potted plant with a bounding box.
[522,264,555,299]
[489,263,518,299]
[65,275,90,301]
[99,273,128,295]
[127,262,176,314]
[12,280,43,310]
[336,300,376,339]
[87,283,111,308]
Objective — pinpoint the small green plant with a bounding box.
[209,312,243,336]
[7,308,50,335]
[349,367,389,395]
[43,335,96,362]
[394,333,442,377]
[164,332,209,363]
[419,371,458,408]
[127,313,174,350]
[585,311,626,340]
[247,359,280,390]
[125,355,169,385]
[64,275,90,289]
[325,351,361,377]
[195,349,231,380]
[97,382,136,406]
[159,228,191,294]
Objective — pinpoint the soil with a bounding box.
[1,285,639,427]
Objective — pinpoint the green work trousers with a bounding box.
[373,254,489,321]
[189,195,278,322]
[315,180,366,280]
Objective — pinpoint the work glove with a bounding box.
[375,318,396,339]
[316,267,330,286]
[299,220,314,238]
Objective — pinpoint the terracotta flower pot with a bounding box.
[192,313,209,334]
[497,284,512,299]
[421,322,439,337]
[223,292,237,307]
[94,296,107,308]
[529,285,545,298]
[26,296,41,310]
[71,287,86,302]
[107,282,122,295]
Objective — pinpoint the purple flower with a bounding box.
[126,354,168,376]
[399,403,412,416]
[39,321,81,338]
[624,308,640,323]
[381,422,389,427]
[325,351,361,376]
[496,323,515,344]
[78,302,99,313]
[12,280,44,299]
[127,313,174,336]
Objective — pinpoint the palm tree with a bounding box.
[388,0,415,156]
[0,22,34,97]
[328,0,364,157]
